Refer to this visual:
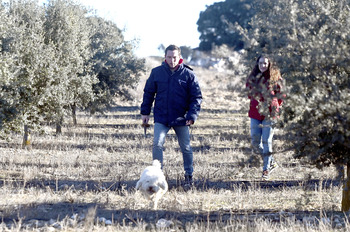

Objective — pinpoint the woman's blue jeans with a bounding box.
[250,118,275,171]
[153,123,193,176]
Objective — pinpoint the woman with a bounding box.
[246,55,284,179]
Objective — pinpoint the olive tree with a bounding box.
[0,1,21,138]
[197,0,256,51]
[0,0,144,139]
[44,0,97,129]
[0,0,62,143]
[87,16,145,114]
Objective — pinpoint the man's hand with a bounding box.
[141,115,150,125]
[186,120,194,126]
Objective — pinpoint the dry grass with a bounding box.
[0,58,346,231]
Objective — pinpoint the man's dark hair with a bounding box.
[165,45,181,56]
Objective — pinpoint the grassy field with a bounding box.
[0,58,346,231]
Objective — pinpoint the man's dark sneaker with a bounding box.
[184,175,193,187]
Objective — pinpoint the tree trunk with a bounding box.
[341,163,350,211]
[56,117,63,135]
[72,104,77,125]
[22,125,31,149]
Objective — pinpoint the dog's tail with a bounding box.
[152,159,162,169]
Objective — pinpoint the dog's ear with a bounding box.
[136,180,142,190]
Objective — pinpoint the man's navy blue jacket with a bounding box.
[141,61,202,127]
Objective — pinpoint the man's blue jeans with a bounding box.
[153,123,193,176]
[250,118,275,171]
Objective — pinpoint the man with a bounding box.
[140,45,202,186]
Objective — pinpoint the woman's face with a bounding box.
[258,57,269,73]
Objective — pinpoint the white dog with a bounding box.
[136,160,168,209]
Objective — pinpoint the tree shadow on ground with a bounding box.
[0,201,345,228]
[0,131,251,153]
[0,177,341,195]
[0,177,343,228]
[191,178,342,191]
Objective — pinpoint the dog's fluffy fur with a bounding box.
[136,160,168,209]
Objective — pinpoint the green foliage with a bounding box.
[179,46,192,61]
[88,16,145,113]
[197,0,256,51]
[0,0,56,134]
[0,0,144,137]
[243,0,350,167]
[0,3,19,134]
[44,0,98,121]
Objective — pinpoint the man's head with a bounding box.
[165,45,181,69]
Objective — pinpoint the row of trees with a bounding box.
[0,0,145,138]
[197,0,256,51]
[206,0,349,209]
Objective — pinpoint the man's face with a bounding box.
[165,50,181,69]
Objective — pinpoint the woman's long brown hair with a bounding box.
[248,55,281,88]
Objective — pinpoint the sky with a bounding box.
[76,0,222,57]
